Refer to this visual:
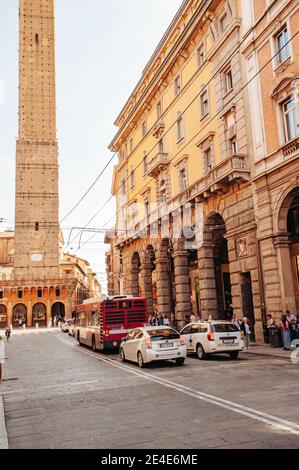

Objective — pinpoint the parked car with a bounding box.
[68,321,76,337]
[120,326,187,368]
[180,321,243,360]
[61,319,73,333]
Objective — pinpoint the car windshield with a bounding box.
[147,329,180,341]
[212,323,239,333]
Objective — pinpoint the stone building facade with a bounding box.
[105,0,299,343]
[0,0,100,328]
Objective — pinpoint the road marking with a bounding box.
[1,379,99,396]
[55,334,299,437]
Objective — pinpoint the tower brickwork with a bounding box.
[14,0,59,277]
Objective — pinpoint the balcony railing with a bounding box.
[173,154,250,204]
[0,271,78,284]
[282,136,299,157]
[147,152,169,177]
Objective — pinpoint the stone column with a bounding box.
[7,300,12,327]
[173,246,191,327]
[274,234,297,314]
[140,252,153,316]
[121,248,131,295]
[156,243,171,318]
[130,267,140,298]
[197,243,217,319]
[27,299,32,327]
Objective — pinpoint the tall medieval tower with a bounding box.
[14,0,59,277]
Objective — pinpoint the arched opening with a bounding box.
[198,213,232,320]
[12,304,27,328]
[32,302,46,327]
[278,187,299,312]
[131,252,141,297]
[0,305,7,328]
[141,245,156,315]
[51,302,65,324]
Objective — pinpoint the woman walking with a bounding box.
[0,335,5,384]
[280,315,292,350]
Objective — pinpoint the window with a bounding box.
[130,202,137,227]
[230,137,238,154]
[276,26,290,65]
[219,12,228,33]
[143,152,148,174]
[197,43,205,67]
[282,95,299,142]
[55,288,61,297]
[157,100,162,118]
[179,167,188,192]
[129,138,134,153]
[142,121,147,137]
[35,222,39,231]
[144,198,150,216]
[158,138,164,153]
[174,76,181,96]
[130,167,135,188]
[37,289,42,298]
[159,179,167,204]
[224,67,233,94]
[176,112,184,142]
[200,89,209,118]
[18,290,23,299]
[0,292,3,299]
[204,148,212,172]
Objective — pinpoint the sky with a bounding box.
[0,0,183,292]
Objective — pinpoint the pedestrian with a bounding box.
[232,314,241,330]
[295,315,299,340]
[208,314,214,322]
[241,317,251,350]
[184,314,190,326]
[0,335,5,384]
[280,315,292,350]
[163,315,170,326]
[158,313,164,326]
[149,314,154,326]
[18,317,22,328]
[191,312,200,323]
[285,311,296,340]
[5,325,11,342]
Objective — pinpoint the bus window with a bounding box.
[119,301,132,309]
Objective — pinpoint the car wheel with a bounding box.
[137,351,145,368]
[196,344,206,360]
[120,347,126,362]
[176,358,185,366]
[92,336,96,352]
[229,351,239,360]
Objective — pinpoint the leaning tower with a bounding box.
[14,0,60,277]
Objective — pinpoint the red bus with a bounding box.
[75,297,149,351]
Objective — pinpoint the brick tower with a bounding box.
[14,0,59,277]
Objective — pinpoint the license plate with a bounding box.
[223,339,234,344]
[160,342,174,349]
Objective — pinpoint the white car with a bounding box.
[68,322,76,337]
[61,319,73,333]
[180,321,243,360]
[120,326,187,368]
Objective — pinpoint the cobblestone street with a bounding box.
[0,330,299,449]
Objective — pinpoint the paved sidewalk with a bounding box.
[0,396,8,449]
[241,344,297,360]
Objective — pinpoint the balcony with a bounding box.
[147,152,169,177]
[152,119,165,138]
[173,154,250,204]
[282,136,299,158]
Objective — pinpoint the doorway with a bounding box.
[240,272,255,341]
[12,304,27,328]
[32,303,47,327]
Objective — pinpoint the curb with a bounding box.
[240,350,291,360]
[0,396,9,449]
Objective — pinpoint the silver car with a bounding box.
[120,326,187,368]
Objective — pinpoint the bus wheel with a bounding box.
[92,336,96,352]
[120,347,126,362]
[137,352,145,368]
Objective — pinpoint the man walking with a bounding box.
[5,325,11,342]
